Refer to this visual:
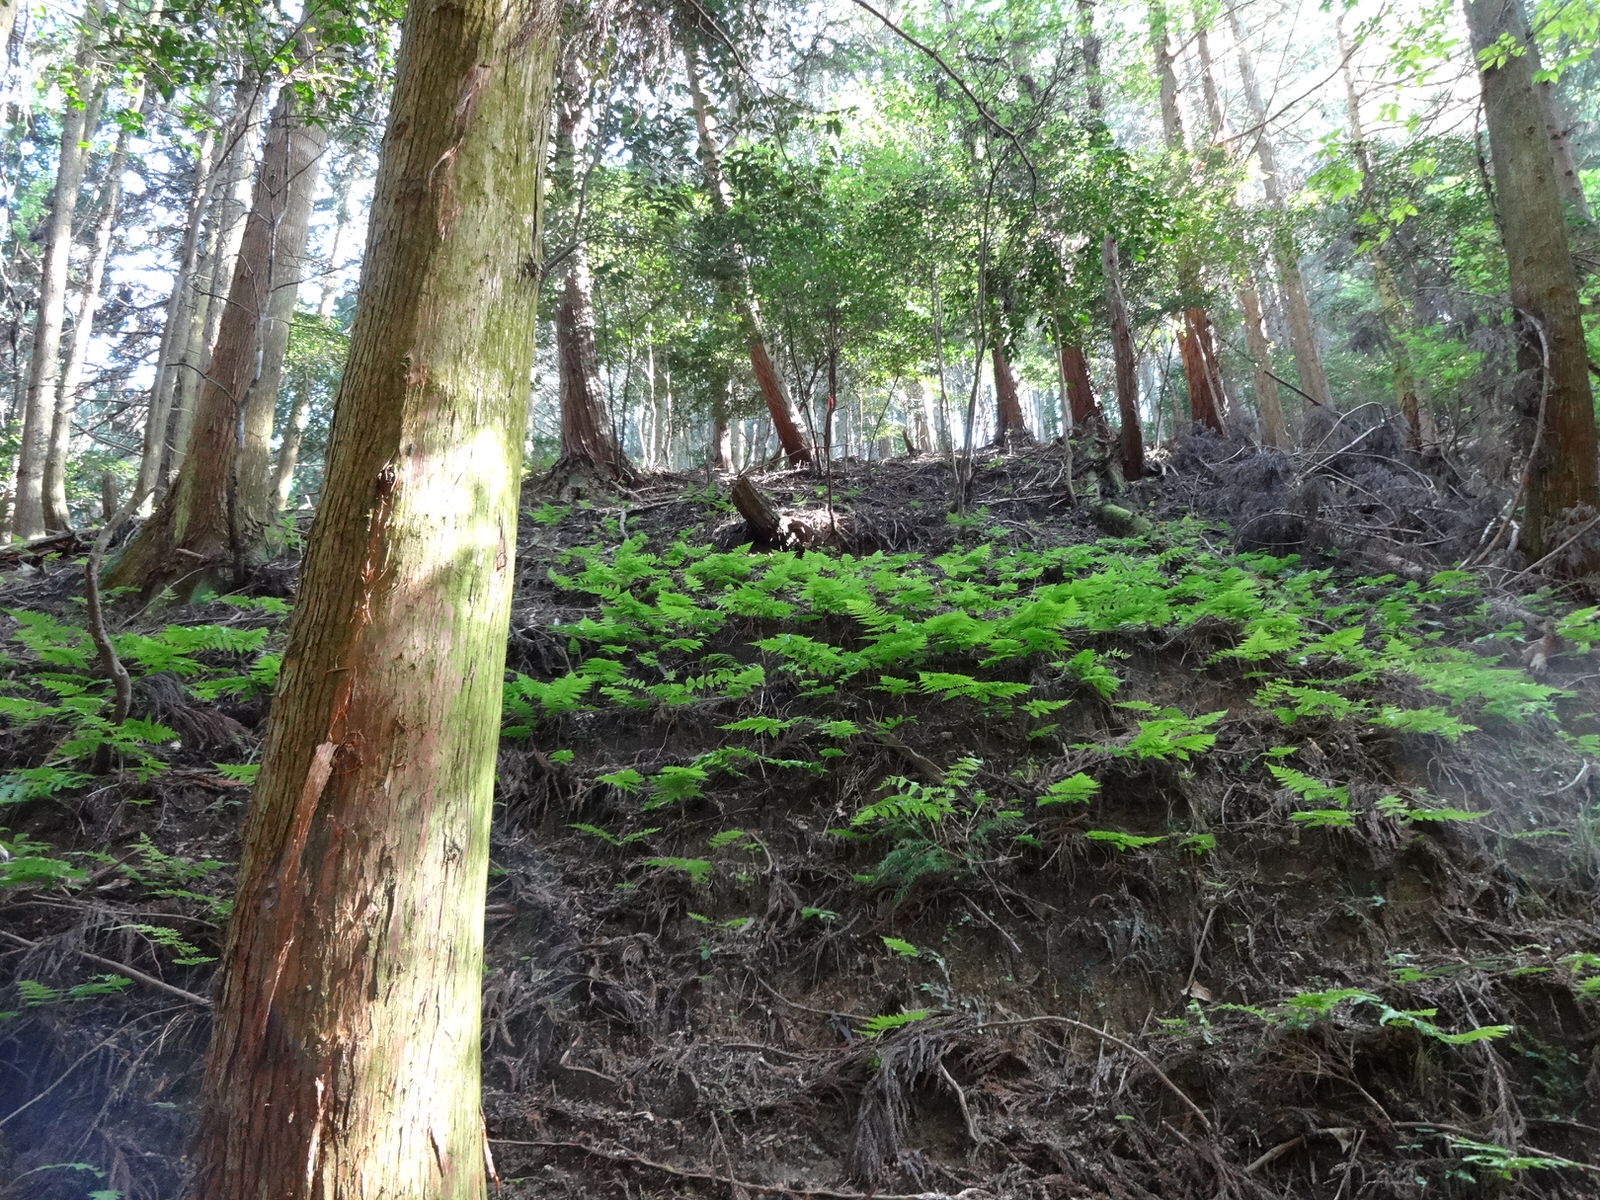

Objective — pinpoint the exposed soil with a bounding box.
[2,444,1598,1200]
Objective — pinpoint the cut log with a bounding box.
[731,475,813,551]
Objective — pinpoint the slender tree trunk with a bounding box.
[709,372,732,471]
[231,75,326,559]
[272,141,363,511]
[684,37,810,466]
[1463,0,1598,561]
[187,0,557,1195]
[10,0,104,539]
[1103,235,1143,480]
[107,76,322,597]
[1080,0,1141,478]
[167,95,261,492]
[1237,275,1287,446]
[1056,335,1097,427]
[43,103,135,528]
[131,82,249,514]
[1152,3,1224,433]
[0,0,17,85]
[550,45,631,482]
[1336,17,1427,449]
[1228,6,1333,418]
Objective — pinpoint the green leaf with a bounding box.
[1039,773,1100,806]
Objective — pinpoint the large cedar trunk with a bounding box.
[991,341,1032,445]
[107,77,320,597]
[9,0,104,539]
[1058,339,1097,427]
[1464,0,1599,561]
[186,1,556,1195]
[1177,308,1226,433]
[556,249,634,480]
[684,38,811,467]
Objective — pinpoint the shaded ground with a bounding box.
[1,442,1598,1200]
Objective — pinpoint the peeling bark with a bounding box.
[186,0,557,1195]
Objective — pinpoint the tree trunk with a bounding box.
[1057,337,1097,427]
[165,93,262,494]
[1337,16,1426,450]
[186,1,556,1196]
[10,0,104,539]
[991,341,1030,444]
[43,102,135,528]
[272,141,363,512]
[130,82,250,514]
[1103,235,1143,480]
[684,37,810,466]
[1151,4,1224,433]
[550,45,631,482]
[1237,275,1287,446]
[107,75,323,597]
[230,73,327,559]
[1080,0,1141,479]
[1463,0,1599,561]
[1228,5,1333,417]
[709,373,733,471]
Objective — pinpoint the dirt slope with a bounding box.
[2,448,1598,1200]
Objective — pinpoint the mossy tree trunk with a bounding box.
[1463,0,1598,561]
[185,0,557,1196]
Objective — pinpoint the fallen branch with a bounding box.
[0,930,211,1009]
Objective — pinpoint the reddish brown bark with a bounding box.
[1178,308,1226,433]
[991,342,1032,445]
[1058,341,1098,426]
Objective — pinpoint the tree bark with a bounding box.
[991,340,1031,444]
[684,37,810,467]
[165,92,262,494]
[1057,337,1097,427]
[1152,3,1224,433]
[550,45,632,482]
[1103,235,1143,480]
[1463,0,1599,561]
[1228,6,1333,418]
[1079,0,1141,478]
[272,141,364,511]
[107,72,323,596]
[186,0,557,1196]
[43,100,134,528]
[10,0,104,539]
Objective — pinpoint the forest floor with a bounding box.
[2,435,1600,1200]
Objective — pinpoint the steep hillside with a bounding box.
[2,450,1599,1199]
